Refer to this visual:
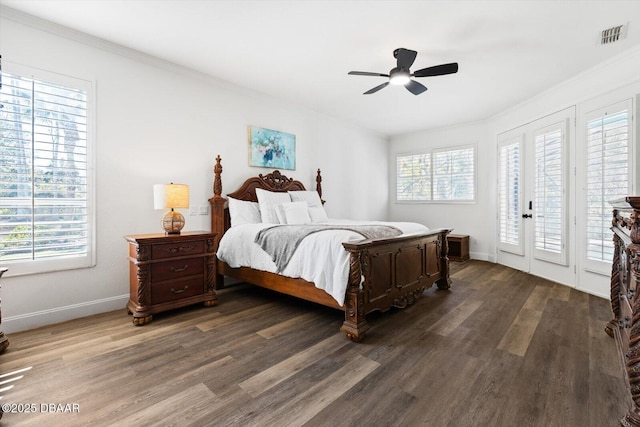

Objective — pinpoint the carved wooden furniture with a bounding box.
[209,155,452,341]
[447,234,470,262]
[125,232,218,325]
[0,267,7,354]
[607,196,640,427]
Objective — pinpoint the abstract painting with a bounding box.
[248,126,296,170]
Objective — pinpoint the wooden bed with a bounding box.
[208,155,452,341]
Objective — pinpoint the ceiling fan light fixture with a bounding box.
[348,48,458,95]
[389,69,410,85]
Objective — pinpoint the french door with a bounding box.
[497,107,576,286]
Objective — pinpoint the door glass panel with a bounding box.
[534,126,564,258]
[498,137,522,254]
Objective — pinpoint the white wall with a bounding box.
[0,9,388,333]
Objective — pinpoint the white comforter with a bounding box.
[216,219,429,306]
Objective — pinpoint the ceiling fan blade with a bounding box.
[364,82,389,95]
[395,48,417,69]
[348,71,390,77]
[413,62,459,78]
[405,80,427,95]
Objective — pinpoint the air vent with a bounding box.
[601,24,628,45]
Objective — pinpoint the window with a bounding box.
[497,137,522,253]
[585,101,630,264]
[396,145,475,202]
[0,66,94,276]
[396,153,431,201]
[532,121,568,265]
[433,146,475,201]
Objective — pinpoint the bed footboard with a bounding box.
[340,229,451,341]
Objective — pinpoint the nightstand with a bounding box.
[447,234,470,262]
[125,232,218,325]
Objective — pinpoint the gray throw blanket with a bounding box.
[255,224,402,273]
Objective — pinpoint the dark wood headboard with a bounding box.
[227,170,308,202]
[208,155,323,247]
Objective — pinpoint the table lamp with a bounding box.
[153,183,189,234]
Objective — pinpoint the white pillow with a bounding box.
[281,201,311,224]
[227,197,261,227]
[288,190,329,223]
[256,188,291,224]
[275,204,287,224]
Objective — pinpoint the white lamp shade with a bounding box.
[154,184,189,210]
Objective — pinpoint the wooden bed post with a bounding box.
[209,155,226,243]
[606,208,622,338]
[340,249,369,342]
[436,232,452,290]
[209,155,226,288]
[315,168,325,204]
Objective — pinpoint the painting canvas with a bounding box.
[249,126,296,170]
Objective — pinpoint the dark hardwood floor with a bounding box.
[0,261,628,426]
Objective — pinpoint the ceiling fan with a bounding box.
[348,48,459,95]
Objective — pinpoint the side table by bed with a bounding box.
[125,232,218,325]
[447,234,470,262]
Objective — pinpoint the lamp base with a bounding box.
[161,210,185,235]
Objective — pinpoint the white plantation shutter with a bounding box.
[396,145,475,202]
[396,153,431,201]
[498,136,523,255]
[0,67,94,275]
[533,122,567,264]
[432,145,475,201]
[585,101,630,264]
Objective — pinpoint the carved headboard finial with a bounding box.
[213,155,223,198]
[258,170,294,190]
[316,168,323,201]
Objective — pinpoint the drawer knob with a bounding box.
[170,285,189,294]
[170,264,189,273]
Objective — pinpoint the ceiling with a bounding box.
[2,0,639,137]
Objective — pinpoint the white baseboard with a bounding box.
[469,251,494,263]
[3,294,129,334]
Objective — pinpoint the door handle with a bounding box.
[522,214,532,218]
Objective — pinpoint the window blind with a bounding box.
[396,145,475,202]
[396,153,431,201]
[586,107,629,263]
[498,140,521,247]
[534,126,564,255]
[432,146,475,201]
[0,71,90,267]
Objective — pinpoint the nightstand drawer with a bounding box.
[151,257,204,282]
[151,240,205,260]
[151,277,203,305]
